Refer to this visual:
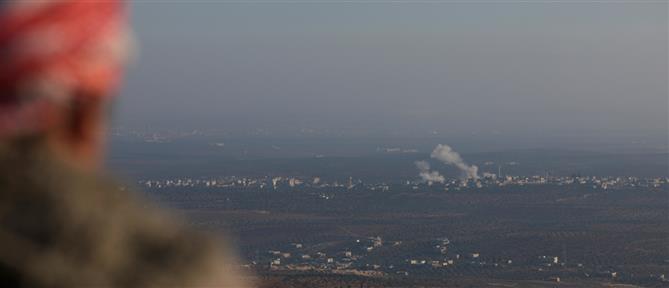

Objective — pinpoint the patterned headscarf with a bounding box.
[0,1,129,137]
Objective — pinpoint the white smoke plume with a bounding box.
[430,144,479,179]
[415,160,445,184]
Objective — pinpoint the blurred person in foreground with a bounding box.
[0,2,250,287]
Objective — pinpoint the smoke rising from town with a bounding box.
[415,160,445,184]
[422,144,479,180]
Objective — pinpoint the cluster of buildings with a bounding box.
[138,174,668,193]
[249,236,529,276]
[245,236,620,283]
[245,237,669,286]
[249,236,495,276]
[414,174,668,191]
[249,237,390,277]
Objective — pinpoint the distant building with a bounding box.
[371,236,383,247]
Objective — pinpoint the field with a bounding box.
[144,184,668,287]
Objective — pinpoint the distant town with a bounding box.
[136,173,668,286]
[138,173,667,193]
[240,234,668,286]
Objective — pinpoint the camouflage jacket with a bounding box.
[0,142,251,287]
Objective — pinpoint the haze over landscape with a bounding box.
[116,2,667,152]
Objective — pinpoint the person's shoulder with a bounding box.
[56,165,253,287]
[0,146,252,287]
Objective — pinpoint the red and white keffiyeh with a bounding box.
[0,0,129,137]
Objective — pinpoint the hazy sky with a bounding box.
[117,2,667,142]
